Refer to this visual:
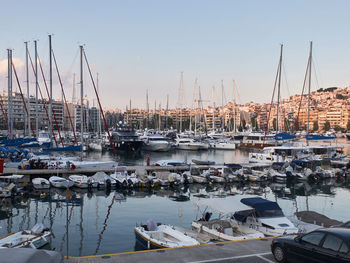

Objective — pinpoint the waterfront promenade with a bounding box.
[65,238,275,263]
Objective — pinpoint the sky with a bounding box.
[1,0,350,110]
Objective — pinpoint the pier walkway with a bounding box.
[65,238,275,263]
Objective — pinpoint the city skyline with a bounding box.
[1,0,350,110]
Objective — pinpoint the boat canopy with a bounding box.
[275,133,296,140]
[306,134,336,140]
[196,198,253,215]
[241,197,281,211]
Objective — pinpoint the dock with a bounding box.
[65,237,275,263]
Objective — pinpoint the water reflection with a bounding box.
[0,161,350,255]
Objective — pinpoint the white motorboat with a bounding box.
[49,176,74,189]
[37,131,51,144]
[110,166,129,188]
[92,172,116,188]
[135,220,199,249]
[32,178,50,190]
[88,140,103,151]
[0,223,51,249]
[141,134,172,152]
[68,175,98,188]
[209,140,236,150]
[175,138,203,151]
[70,160,118,169]
[193,198,264,241]
[231,197,298,236]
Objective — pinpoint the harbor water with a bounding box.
[0,140,350,256]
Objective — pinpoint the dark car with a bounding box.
[332,221,350,229]
[271,228,350,263]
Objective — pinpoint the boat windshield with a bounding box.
[256,209,284,218]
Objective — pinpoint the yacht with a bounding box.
[240,133,282,149]
[175,138,204,151]
[110,123,143,154]
[141,134,172,152]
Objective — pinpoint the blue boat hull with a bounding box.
[134,229,164,249]
[43,145,82,152]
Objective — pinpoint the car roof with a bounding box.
[316,228,350,242]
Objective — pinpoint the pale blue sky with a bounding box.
[1,0,350,109]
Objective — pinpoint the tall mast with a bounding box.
[194,78,198,136]
[166,94,169,129]
[158,103,161,131]
[146,90,149,129]
[211,85,215,131]
[7,49,13,138]
[96,73,101,136]
[48,35,53,142]
[179,72,183,132]
[80,45,84,153]
[25,42,31,137]
[221,80,224,131]
[233,80,236,134]
[307,41,312,144]
[276,44,283,133]
[72,73,77,133]
[35,41,39,136]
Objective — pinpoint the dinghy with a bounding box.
[49,176,74,189]
[135,219,199,249]
[0,223,51,249]
[32,178,50,190]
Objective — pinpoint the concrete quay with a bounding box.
[65,238,276,263]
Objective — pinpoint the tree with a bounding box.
[313,121,319,132]
[323,120,330,132]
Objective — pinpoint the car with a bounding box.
[271,227,350,263]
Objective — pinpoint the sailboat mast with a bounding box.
[7,49,13,138]
[276,44,283,134]
[211,85,215,131]
[97,73,101,136]
[179,72,183,132]
[49,35,53,142]
[25,41,31,137]
[221,80,224,131]
[233,80,236,133]
[307,41,312,143]
[35,41,39,136]
[166,94,169,129]
[80,45,84,153]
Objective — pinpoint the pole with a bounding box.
[276,44,283,134]
[49,35,53,144]
[7,49,13,138]
[35,41,39,136]
[80,46,84,155]
[25,42,31,137]
[307,41,312,145]
[211,85,215,131]
[97,73,101,137]
[233,80,236,134]
[179,72,183,132]
[221,80,224,131]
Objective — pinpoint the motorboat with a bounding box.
[68,175,98,189]
[37,131,51,145]
[209,140,236,150]
[154,160,188,167]
[135,219,199,249]
[110,166,129,188]
[49,176,74,189]
[191,159,215,165]
[92,172,116,188]
[32,178,50,190]
[231,197,298,236]
[175,138,203,151]
[141,134,172,152]
[88,139,103,151]
[0,223,51,249]
[192,198,265,241]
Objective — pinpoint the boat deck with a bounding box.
[65,237,275,263]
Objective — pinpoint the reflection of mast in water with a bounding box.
[95,195,116,255]
[26,199,31,229]
[95,196,99,230]
[59,202,75,252]
[78,196,84,257]
[35,199,38,224]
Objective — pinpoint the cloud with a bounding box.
[0,58,25,75]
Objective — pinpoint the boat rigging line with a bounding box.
[82,48,117,155]
[52,49,78,145]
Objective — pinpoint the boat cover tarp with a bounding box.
[0,248,62,263]
[0,138,37,147]
[224,163,243,169]
[241,197,282,211]
[306,134,336,140]
[43,145,82,152]
[275,133,296,140]
[196,197,253,215]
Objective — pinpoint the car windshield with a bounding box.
[256,209,284,218]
